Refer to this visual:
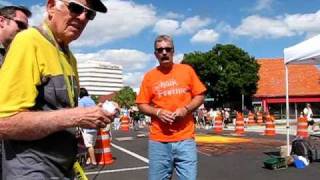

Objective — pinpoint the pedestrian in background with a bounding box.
[0,5,31,180]
[224,109,230,128]
[0,5,31,67]
[136,35,206,180]
[78,87,98,169]
[304,103,316,132]
[113,115,121,130]
[132,109,141,131]
[208,108,215,128]
[0,0,112,179]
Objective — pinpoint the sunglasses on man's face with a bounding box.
[62,0,96,20]
[155,47,173,54]
[3,16,28,30]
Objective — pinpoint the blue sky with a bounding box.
[2,0,320,90]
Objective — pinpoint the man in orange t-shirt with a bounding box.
[136,35,206,180]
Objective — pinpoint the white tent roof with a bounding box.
[284,34,320,65]
[283,34,320,156]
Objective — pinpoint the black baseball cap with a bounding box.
[88,0,107,13]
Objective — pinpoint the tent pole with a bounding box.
[285,65,290,156]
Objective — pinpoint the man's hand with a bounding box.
[73,105,114,128]
[172,107,188,121]
[157,109,175,125]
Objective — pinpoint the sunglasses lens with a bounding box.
[68,2,84,14]
[156,47,173,53]
[67,2,96,20]
[3,16,27,30]
[86,10,96,20]
[17,21,27,30]
[165,48,172,52]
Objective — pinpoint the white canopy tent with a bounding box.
[283,34,320,155]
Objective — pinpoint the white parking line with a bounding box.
[111,142,149,163]
[197,149,211,157]
[85,166,149,175]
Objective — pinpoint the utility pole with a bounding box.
[242,93,244,111]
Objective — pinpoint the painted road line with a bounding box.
[115,137,134,141]
[85,166,149,175]
[197,149,211,156]
[111,143,149,163]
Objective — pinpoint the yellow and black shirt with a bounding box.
[0,26,79,179]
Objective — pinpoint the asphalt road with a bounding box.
[84,127,319,180]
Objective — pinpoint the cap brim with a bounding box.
[90,0,107,13]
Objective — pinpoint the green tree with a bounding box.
[112,86,136,109]
[183,44,260,110]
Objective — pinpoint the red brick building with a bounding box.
[254,58,320,117]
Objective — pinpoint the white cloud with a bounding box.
[174,53,184,63]
[252,0,274,12]
[28,0,157,47]
[191,29,219,44]
[153,16,211,35]
[164,12,184,19]
[233,15,294,38]
[123,71,145,90]
[284,10,320,36]
[29,4,46,26]
[152,19,180,35]
[75,0,157,47]
[28,0,156,48]
[75,49,153,72]
[232,10,320,39]
[180,16,211,34]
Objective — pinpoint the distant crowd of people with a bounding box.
[194,108,231,129]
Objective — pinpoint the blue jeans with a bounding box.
[148,139,197,180]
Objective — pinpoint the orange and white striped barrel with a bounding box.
[120,115,130,132]
[247,112,255,126]
[264,115,276,136]
[235,112,245,135]
[296,116,308,138]
[257,112,263,124]
[214,114,223,134]
[95,128,114,165]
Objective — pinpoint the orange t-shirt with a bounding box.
[136,64,206,142]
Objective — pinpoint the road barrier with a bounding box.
[95,128,114,165]
[214,114,223,134]
[264,115,276,136]
[296,116,308,138]
[235,112,245,135]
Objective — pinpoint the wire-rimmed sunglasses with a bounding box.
[3,16,28,30]
[60,0,96,20]
[155,47,174,54]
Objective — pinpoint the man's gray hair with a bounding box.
[154,35,174,51]
[54,0,64,10]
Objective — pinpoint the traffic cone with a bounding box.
[257,112,263,124]
[235,112,245,135]
[214,113,223,134]
[95,128,114,165]
[296,115,309,138]
[247,111,255,126]
[264,114,276,136]
[120,115,130,132]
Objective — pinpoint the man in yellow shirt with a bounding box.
[0,0,113,179]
